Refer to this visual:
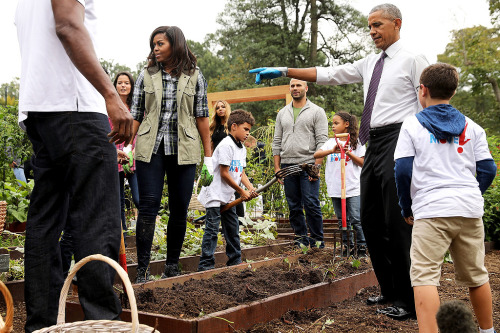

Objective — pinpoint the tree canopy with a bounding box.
[438,25,500,132]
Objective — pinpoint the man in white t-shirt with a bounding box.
[15,0,133,331]
[394,63,496,333]
[198,110,258,271]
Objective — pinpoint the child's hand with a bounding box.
[117,150,129,164]
[239,189,252,201]
[248,187,259,199]
[404,216,414,226]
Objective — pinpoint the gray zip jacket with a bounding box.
[273,99,328,164]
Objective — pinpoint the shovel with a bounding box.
[332,133,356,258]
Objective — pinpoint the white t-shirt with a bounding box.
[320,138,365,198]
[394,115,492,220]
[15,0,105,126]
[198,136,247,208]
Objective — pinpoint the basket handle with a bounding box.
[56,254,139,332]
[0,280,13,333]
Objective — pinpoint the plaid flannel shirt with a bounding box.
[131,68,208,155]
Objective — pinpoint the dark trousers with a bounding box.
[24,112,122,333]
[198,206,242,270]
[135,152,196,270]
[282,164,324,248]
[360,123,414,310]
[119,171,139,230]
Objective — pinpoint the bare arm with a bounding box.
[241,170,256,193]
[196,117,212,157]
[51,0,132,144]
[287,68,318,82]
[314,148,333,159]
[220,166,252,201]
[346,152,364,167]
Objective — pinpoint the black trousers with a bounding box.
[24,112,122,332]
[360,123,414,310]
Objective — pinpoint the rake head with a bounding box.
[300,163,321,180]
[275,165,302,179]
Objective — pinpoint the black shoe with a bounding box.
[376,306,416,320]
[161,264,180,278]
[366,295,389,305]
[357,245,367,257]
[135,268,151,284]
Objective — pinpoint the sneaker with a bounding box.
[161,264,180,278]
[134,268,151,284]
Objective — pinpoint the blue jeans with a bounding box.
[198,206,242,270]
[24,112,121,333]
[331,196,366,247]
[119,171,139,231]
[282,164,324,248]
[135,152,196,270]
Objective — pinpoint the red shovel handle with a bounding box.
[334,133,350,229]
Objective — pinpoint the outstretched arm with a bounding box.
[249,67,318,84]
[51,0,132,144]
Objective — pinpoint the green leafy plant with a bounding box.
[483,133,500,242]
[0,258,25,282]
[239,216,277,247]
[351,259,361,269]
[0,179,34,224]
[0,231,25,248]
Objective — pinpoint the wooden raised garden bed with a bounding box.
[65,249,378,332]
[3,242,292,303]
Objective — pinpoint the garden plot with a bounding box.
[65,248,377,332]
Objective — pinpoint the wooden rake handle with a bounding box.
[220,177,277,213]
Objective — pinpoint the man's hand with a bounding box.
[249,67,288,84]
[404,216,414,226]
[107,96,133,145]
[274,167,284,185]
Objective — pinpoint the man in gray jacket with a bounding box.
[273,79,328,247]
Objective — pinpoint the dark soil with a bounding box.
[130,247,371,318]
[3,250,500,332]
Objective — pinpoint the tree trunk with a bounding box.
[488,77,500,104]
[310,0,318,63]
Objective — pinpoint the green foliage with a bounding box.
[99,58,132,81]
[0,78,19,106]
[483,132,500,242]
[350,258,361,269]
[438,26,500,132]
[0,179,33,224]
[202,0,371,125]
[0,258,25,282]
[0,231,26,248]
[239,216,277,246]
[0,106,32,183]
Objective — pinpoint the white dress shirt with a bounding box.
[316,40,429,128]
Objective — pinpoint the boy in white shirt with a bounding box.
[394,63,497,333]
[198,110,258,271]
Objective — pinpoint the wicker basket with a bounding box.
[0,279,14,333]
[33,254,159,333]
[188,177,206,212]
[0,201,6,234]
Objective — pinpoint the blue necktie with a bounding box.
[359,52,387,145]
